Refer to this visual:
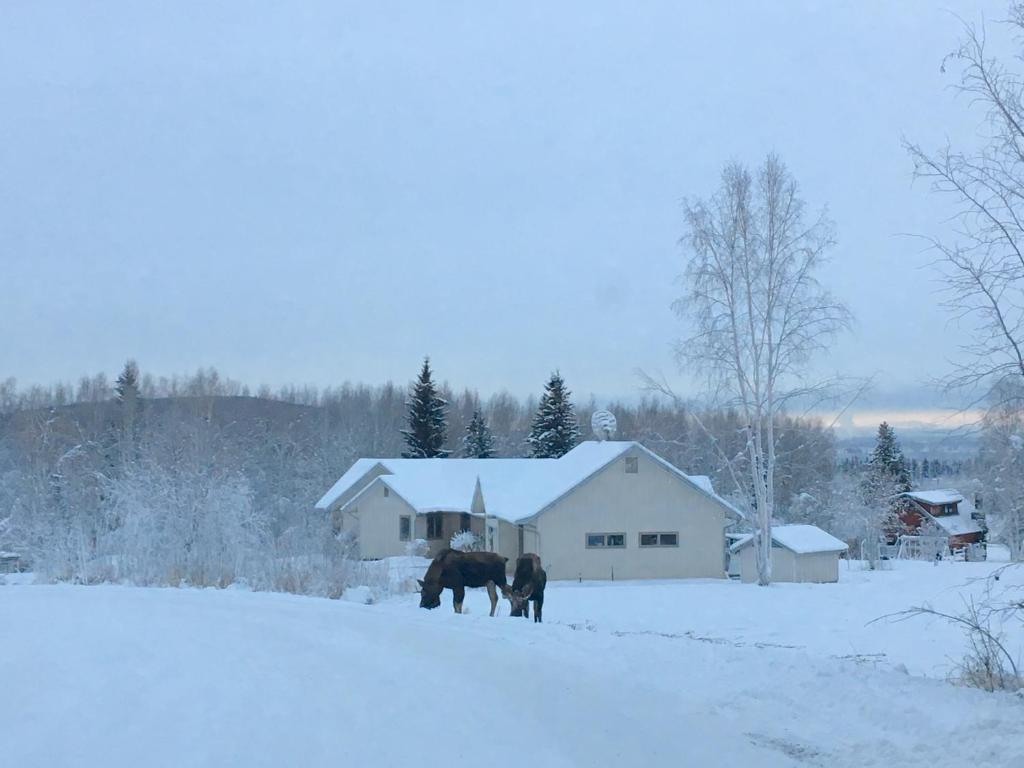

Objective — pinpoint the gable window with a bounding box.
[639,532,679,548]
[586,532,626,548]
[383,486,390,498]
[426,513,444,540]
[399,515,411,542]
[625,456,639,474]
[460,512,471,531]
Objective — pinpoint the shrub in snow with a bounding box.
[404,538,429,557]
[450,529,481,552]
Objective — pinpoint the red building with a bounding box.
[898,490,985,551]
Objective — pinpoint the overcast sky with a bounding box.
[0,1,1011,419]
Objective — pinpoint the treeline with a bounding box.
[838,456,976,481]
[0,363,835,589]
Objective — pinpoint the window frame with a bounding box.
[399,515,411,542]
[625,456,639,474]
[426,513,444,540]
[639,531,679,548]
[585,532,627,549]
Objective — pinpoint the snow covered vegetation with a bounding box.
[1,560,1021,768]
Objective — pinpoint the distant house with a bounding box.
[315,441,744,581]
[0,551,25,574]
[898,490,985,554]
[728,525,848,583]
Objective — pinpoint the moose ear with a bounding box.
[417,579,425,587]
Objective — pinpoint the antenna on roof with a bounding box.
[591,409,617,441]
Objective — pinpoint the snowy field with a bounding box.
[2,561,1023,768]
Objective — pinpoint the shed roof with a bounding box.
[730,524,848,555]
[316,441,743,524]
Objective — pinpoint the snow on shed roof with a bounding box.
[904,490,964,506]
[730,524,848,555]
[315,441,742,523]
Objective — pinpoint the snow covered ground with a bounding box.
[1,561,1022,767]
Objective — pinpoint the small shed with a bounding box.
[729,525,848,584]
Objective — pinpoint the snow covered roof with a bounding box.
[729,524,848,555]
[923,511,982,537]
[904,490,964,506]
[315,441,743,524]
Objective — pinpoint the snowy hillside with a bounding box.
[2,563,1022,768]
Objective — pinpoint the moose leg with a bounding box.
[533,597,542,623]
[522,599,530,620]
[487,581,498,617]
[452,584,466,614]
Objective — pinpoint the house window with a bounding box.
[383,486,390,497]
[426,513,444,540]
[399,515,411,542]
[586,532,626,548]
[625,456,638,474]
[640,532,679,547]
[941,504,955,515]
[460,513,471,531]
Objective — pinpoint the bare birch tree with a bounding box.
[676,155,851,585]
[905,8,1024,398]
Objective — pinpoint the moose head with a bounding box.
[418,579,442,609]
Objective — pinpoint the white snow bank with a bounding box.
[1,560,1022,767]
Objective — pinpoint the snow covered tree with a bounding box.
[862,422,911,496]
[115,359,142,466]
[401,357,449,458]
[115,359,140,404]
[857,422,912,550]
[527,371,581,458]
[673,155,851,585]
[462,409,495,458]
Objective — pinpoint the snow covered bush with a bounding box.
[450,529,481,552]
[404,538,429,557]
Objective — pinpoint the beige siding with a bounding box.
[350,483,420,560]
[738,545,840,583]
[532,448,728,581]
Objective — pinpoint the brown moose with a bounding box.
[506,553,546,623]
[418,549,509,616]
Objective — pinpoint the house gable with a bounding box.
[531,447,732,580]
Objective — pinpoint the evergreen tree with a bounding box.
[115,359,140,404]
[526,371,581,458]
[860,422,912,535]
[114,359,142,466]
[922,457,931,478]
[401,357,449,458]
[462,409,495,458]
[864,422,912,491]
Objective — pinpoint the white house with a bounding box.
[315,441,743,581]
[729,524,848,583]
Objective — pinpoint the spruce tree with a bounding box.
[860,422,912,532]
[527,371,581,458]
[401,357,449,458]
[462,409,495,458]
[115,359,140,404]
[114,359,142,466]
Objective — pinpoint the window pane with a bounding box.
[660,533,678,546]
[625,457,638,474]
[587,534,605,547]
[607,534,625,547]
[399,517,411,541]
[640,533,658,547]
